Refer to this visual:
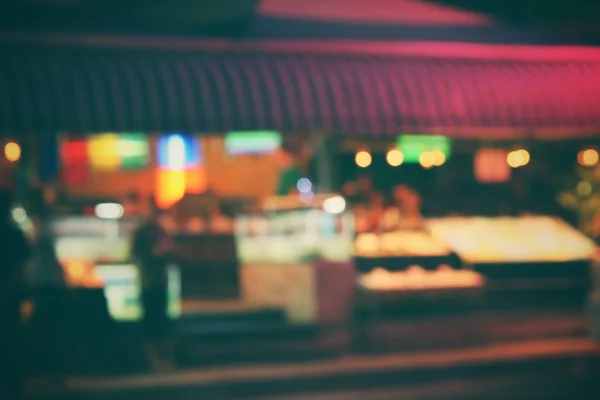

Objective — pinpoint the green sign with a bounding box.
[118,133,150,170]
[225,131,282,155]
[395,135,451,163]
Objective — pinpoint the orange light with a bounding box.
[578,149,599,166]
[155,169,186,209]
[4,141,21,162]
[355,151,372,168]
[386,149,404,166]
[185,167,208,194]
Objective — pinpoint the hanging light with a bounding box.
[506,148,530,168]
[3,141,21,162]
[578,149,599,167]
[419,152,434,169]
[386,149,404,167]
[431,150,446,167]
[355,150,372,168]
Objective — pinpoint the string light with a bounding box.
[3,141,21,162]
[578,149,599,167]
[419,152,434,169]
[355,151,372,168]
[506,149,530,168]
[386,149,404,167]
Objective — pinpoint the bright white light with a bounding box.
[167,135,186,170]
[95,203,124,220]
[297,178,312,194]
[323,195,346,214]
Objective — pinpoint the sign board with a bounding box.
[396,135,451,163]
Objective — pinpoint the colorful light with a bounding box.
[578,149,599,167]
[386,149,404,166]
[61,138,89,185]
[507,149,530,168]
[225,131,282,155]
[355,151,372,168]
[157,134,200,170]
[419,152,434,169]
[431,150,446,166]
[3,141,21,162]
[88,134,121,171]
[155,170,186,209]
[118,133,150,170]
[396,135,451,163]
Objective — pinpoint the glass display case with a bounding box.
[427,216,596,264]
[234,194,356,324]
[234,195,355,265]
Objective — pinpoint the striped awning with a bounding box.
[2,41,600,137]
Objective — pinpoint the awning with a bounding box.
[2,40,600,137]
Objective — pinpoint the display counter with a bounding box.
[235,195,356,324]
[353,230,460,272]
[426,216,595,309]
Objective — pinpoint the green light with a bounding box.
[119,133,149,170]
[225,131,282,155]
[396,135,451,163]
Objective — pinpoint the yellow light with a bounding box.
[355,151,372,168]
[578,149,599,166]
[88,134,121,171]
[4,141,21,162]
[155,169,186,209]
[506,149,530,168]
[431,150,446,166]
[419,151,434,169]
[386,149,404,167]
[518,149,530,166]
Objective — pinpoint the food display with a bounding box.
[427,216,596,264]
[354,231,451,258]
[359,265,483,292]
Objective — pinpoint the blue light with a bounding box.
[297,178,312,194]
[157,134,201,169]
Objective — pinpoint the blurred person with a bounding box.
[131,202,175,371]
[365,192,386,233]
[26,188,68,382]
[0,189,31,399]
[390,184,423,229]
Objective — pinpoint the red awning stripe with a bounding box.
[1,44,600,137]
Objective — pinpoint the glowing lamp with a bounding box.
[578,149,599,167]
[155,170,186,209]
[3,141,21,162]
[157,134,200,170]
[355,151,372,168]
[386,149,404,166]
[88,134,121,171]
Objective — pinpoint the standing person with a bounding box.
[26,188,68,382]
[131,204,175,371]
[0,190,31,399]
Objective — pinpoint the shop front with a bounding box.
[3,39,600,361]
